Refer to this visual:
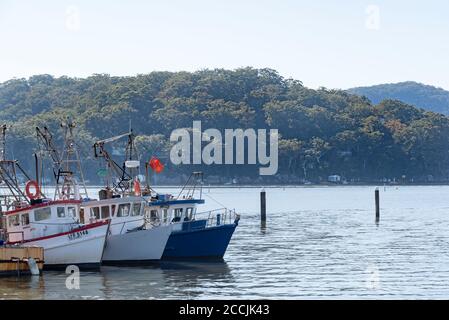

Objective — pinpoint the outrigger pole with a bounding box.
[93,130,138,194]
[36,126,61,197]
[0,125,34,210]
[176,171,204,200]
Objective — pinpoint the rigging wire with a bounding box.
[203,191,228,209]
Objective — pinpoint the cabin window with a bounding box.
[111,205,116,217]
[79,208,85,224]
[90,207,100,219]
[186,207,194,220]
[67,207,76,218]
[150,210,158,222]
[101,206,110,219]
[172,208,183,222]
[21,213,30,226]
[174,208,183,218]
[132,203,141,216]
[162,208,168,223]
[34,207,51,221]
[8,215,20,227]
[117,203,130,217]
[57,207,66,218]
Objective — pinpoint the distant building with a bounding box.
[328,175,341,183]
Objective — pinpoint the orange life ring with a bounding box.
[25,180,40,200]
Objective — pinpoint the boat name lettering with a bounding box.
[68,229,89,240]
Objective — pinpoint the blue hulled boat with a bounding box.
[146,195,240,261]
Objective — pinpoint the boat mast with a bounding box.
[60,119,88,199]
[36,119,88,200]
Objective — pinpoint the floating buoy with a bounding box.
[25,180,40,200]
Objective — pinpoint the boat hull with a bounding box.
[21,221,109,270]
[102,225,172,264]
[162,223,237,260]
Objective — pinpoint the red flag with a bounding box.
[149,157,164,174]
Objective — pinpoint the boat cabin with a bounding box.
[81,196,146,235]
[146,195,206,231]
[3,200,82,243]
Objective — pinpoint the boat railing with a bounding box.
[194,208,240,228]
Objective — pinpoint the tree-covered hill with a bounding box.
[348,81,449,115]
[1,68,449,185]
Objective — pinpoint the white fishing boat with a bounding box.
[4,199,109,269]
[80,131,171,264]
[0,123,110,269]
[81,195,171,264]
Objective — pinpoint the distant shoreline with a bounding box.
[4,183,449,192]
[23,183,449,189]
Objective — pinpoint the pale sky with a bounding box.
[1,0,449,90]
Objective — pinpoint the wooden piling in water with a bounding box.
[260,189,266,225]
[375,187,380,223]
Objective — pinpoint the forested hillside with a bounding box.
[349,81,449,115]
[1,68,449,185]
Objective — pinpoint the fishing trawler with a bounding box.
[80,131,171,264]
[144,172,240,261]
[0,124,110,269]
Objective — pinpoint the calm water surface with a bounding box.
[2,185,449,299]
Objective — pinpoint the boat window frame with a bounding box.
[174,208,183,218]
[67,206,77,218]
[117,203,131,217]
[90,206,100,220]
[8,214,20,227]
[79,208,85,224]
[21,213,30,226]
[162,208,168,223]
[186,207,194,220]
[131,202,141,216]
[149,209,159,222]
[34,207,52,222]
[57,207,66,218]
[101,205,110,219]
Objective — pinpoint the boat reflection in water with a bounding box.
[0,262,234,299]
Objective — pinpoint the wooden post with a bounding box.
[375,187,380,223]
[260,189,266,226]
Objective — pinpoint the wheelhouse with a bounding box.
[147,197,204,223]
[3,200,81,243]
[81,196,146,235]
